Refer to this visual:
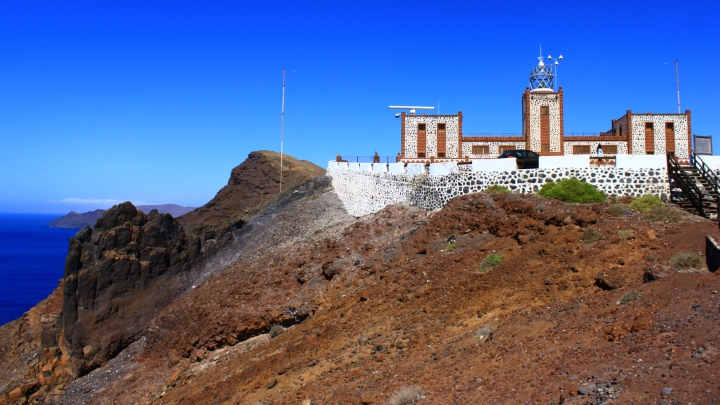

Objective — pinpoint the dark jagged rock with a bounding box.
[61,202,199,373]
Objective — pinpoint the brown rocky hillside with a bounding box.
[180,150,325,227]
[2,154,720,405]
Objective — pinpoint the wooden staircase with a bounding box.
[668,152,720,219]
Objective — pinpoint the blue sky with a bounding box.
[0,1,718,213]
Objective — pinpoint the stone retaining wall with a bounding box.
[328,167,669,217]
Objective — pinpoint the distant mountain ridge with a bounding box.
[48,204,196,228]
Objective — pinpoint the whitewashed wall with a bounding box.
[328,166,669,217]
[540,155,590,169]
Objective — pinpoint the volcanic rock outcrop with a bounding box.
[62,202,198,374]
[0,151,326,404]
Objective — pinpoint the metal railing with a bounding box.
[564,132,615,137]
[690,150,720,197]
[335,156,397,163]
[462,133,523,137]
[668,152,708,217]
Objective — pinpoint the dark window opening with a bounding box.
[645,122,654,130]
[418,153,426,158]
[437,123,446,130]
[573,145,590,154]
[438,153,446,158]
[472,145,489,154]
[418,124,426,130]
[666,122,674,131]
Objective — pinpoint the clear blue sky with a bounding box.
[1,1,718,213]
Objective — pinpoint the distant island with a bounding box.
[48,204,197,228]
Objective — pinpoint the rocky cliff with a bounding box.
[0,151,326,404]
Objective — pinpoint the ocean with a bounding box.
[0,214,79,326]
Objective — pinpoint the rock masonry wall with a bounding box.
[328,167,669,217]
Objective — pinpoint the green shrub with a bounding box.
[445,243,456,252]
[629,195,663,213]
[670,251,704,270]
[269,325,284,338]
[644,206,682,223]
[606,204,625,217]
[619,290,642,304]
[483,184,511,194]
[388,386,424,405]
[617,229,635,239]
[480,254,504,272]
[537,178,606,203]
[581,228,604,243]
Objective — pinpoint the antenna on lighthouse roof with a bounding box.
[538,45,543,65]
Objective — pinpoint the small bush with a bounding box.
[629,195,663,213]
[644,206,682,223]
[483,184,511,194]
[646,253,660,262]
[445,243,456,252]
[619,290,642,304]
[269,325,284,338]
[617,229,635,239]
[388,386,424,405]
[480,254,504,272]
[670,251,704,270]
[581,228,604,243]
[606,204,625,217]
[537,178,606,203]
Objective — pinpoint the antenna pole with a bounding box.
[674,58,681,113]
[280,67,286,193]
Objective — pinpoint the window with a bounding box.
[472,145,489,155]
[604,145,618,154]
[666,122,674,131]
[437,123,446,130]
[438,153,446,157]
[418,153,426,158]
[541,106,549,115]
[418,124,426,130]
[499,145,515,153]
[541,144,550,153]
[573,145,590,154]
[645,122,654,130]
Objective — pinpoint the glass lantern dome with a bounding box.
[530,59,554,91]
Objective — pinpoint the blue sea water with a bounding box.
[0,214,79,326]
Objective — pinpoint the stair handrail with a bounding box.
[690,150,720,196]
[668,152,705,217]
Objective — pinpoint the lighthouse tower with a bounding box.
[522,56,564,154]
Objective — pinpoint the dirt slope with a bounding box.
[53,192,720,405]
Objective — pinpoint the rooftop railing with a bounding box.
[335,156,397,163]
[462,133,523,137]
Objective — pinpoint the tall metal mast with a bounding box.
[280,67,286,193]
[675,58,681,113]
